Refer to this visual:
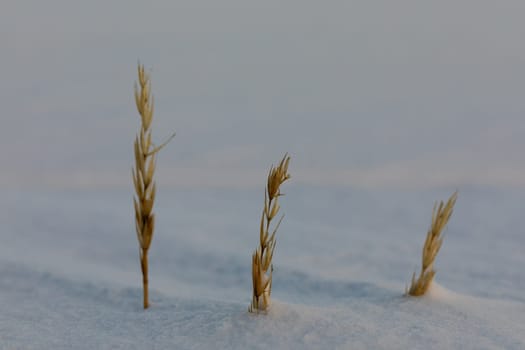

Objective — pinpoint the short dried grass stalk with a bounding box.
[249,154,291,313]
[407,191,458,296]
[132,63,174,309]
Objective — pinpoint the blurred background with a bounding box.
[2,0,524,191]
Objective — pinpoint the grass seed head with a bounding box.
[407,191,458,296]
[132,63,174,309]
[249,154,290,313]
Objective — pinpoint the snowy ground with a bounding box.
[1,186,524,349]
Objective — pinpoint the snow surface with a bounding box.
[1,186,524,349]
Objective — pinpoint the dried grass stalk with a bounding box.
[132,63,174,309]
[249,154,291,313]
[407,191,458,296]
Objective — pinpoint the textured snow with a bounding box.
[1,186,524,349]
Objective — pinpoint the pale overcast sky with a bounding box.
[2,1,524,189]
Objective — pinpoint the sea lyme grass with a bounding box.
[249,154,291,313]
[132,63,175,309]
[407,191,458,296]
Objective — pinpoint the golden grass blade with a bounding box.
[132,63,174,309]
[407,191,458,296]
[259,211,266,249]
[132,169,142,199]
[134,138,144,171]
[269,202,280,220]
[145,155,156,185]
[249,154,291,313]
[145,132,176,157]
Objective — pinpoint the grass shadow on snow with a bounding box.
[272,268,400,306]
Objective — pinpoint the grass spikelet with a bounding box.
[249,154,291,313]
[407,191,458,296]
[132,63,174,309]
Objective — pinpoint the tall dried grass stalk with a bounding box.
[407,191,458,296]
[132,63,174,309]
[249,154,291,313]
